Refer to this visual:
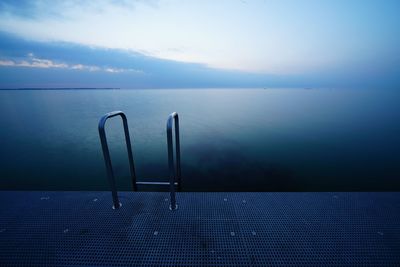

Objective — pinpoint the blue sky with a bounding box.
[0,0,399,89]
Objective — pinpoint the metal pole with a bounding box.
[98,111,137,209]
[121,113,138,191]
[174,115,182,191]
[167,112,181,210]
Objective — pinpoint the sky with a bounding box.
[0,0,399,89]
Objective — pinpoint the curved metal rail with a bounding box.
[98,111,137,209]
[167,112,181,210]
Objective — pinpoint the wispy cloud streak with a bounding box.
[0,53,144,74]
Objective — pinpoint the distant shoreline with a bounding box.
[0,87,353,91]
[0,88,121,90]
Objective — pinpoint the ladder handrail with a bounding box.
[98,111,182,211]
[98,111,137,209]
[167,112,181,210]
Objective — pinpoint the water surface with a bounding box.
[0,88,399,191]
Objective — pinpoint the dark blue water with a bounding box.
[0,88,399,191]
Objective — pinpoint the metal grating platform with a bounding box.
[0,191,399,266]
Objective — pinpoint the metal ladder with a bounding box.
[98,111,181,210]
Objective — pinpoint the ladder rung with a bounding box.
[136,181,178,186]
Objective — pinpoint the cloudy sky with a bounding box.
[0,0,399,89]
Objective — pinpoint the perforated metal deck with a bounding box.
[0,191,399,266]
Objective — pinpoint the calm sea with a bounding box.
[0,88,399,191]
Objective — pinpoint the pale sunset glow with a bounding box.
[0,0,399,88]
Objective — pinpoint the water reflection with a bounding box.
[0,89,399,191]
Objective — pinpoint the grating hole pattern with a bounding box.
[0,191,399,266]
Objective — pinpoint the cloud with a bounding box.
[0,0,159,19]
[103,67,143,74]
[70,64,100,71]
[0,55,67,69]
[1,0,399,76]
[0,31,399,89]
[0,32,274,89]
[0,53,143,74]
